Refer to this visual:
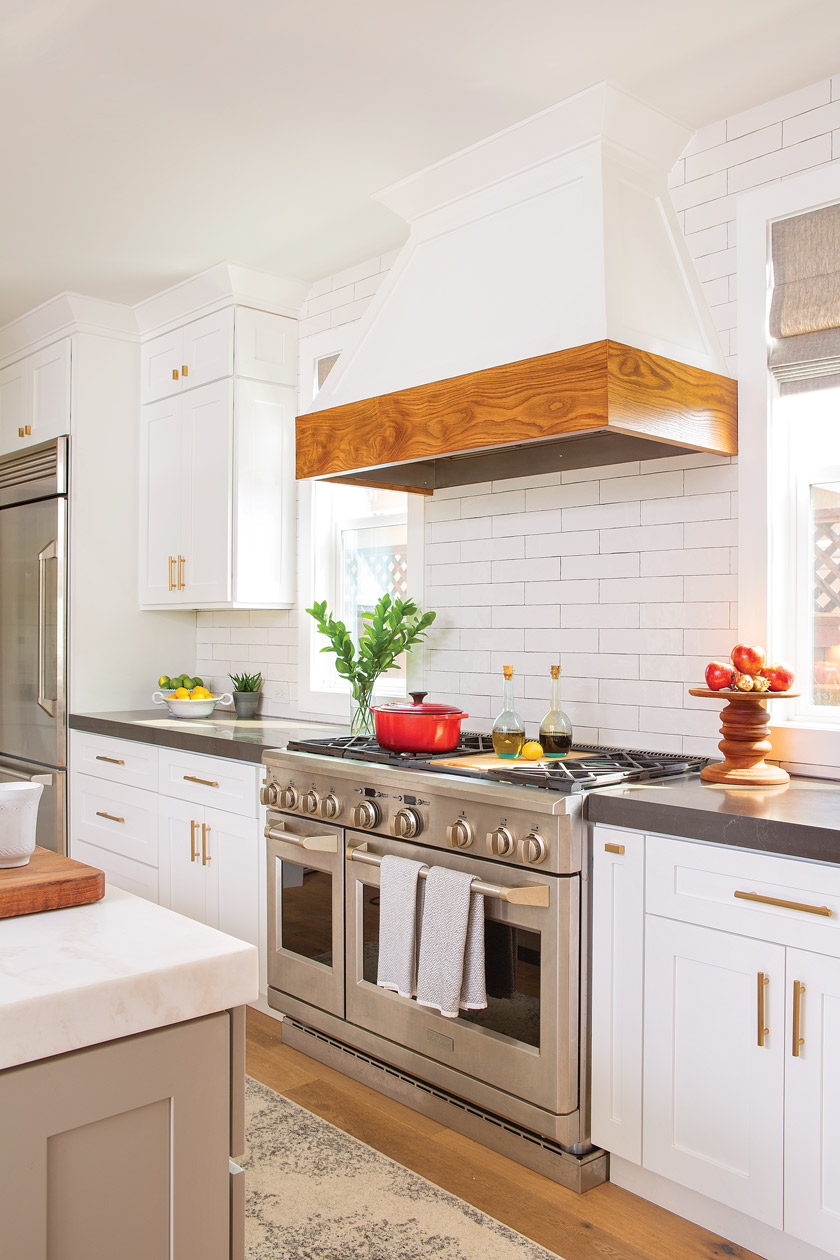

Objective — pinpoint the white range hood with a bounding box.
[297,83,736,491]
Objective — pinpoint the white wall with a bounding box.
[196,73,840,750]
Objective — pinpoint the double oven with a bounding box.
[262,746,600,1186]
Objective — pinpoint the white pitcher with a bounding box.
[0,782,44,868]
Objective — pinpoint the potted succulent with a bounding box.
[307,592,436,736]
[228,670,263,719]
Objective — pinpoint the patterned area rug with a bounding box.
[242,1076,561,1259]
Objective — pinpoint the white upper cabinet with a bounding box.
[141,307,296,403]
[0,339,70,455]
[138,307,297,610]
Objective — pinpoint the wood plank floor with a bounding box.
[246,1008,761,1260]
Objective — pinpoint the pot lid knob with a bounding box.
[409,691,428,706]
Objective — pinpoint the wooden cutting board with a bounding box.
[430,749,598,770]
[0,846,105,919]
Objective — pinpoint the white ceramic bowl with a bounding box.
[152,691,232,719]
[0,781,44,867]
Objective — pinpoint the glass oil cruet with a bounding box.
[539,664,573,758]
[492,665,526,758]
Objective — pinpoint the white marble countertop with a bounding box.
[0,888,259,1071]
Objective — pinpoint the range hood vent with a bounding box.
[297,84,737,492]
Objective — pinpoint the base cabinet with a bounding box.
[591,825,840,1259]
[0,1012,236,1260]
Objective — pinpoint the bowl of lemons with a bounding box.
[153,674,232,719]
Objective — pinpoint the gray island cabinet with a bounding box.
[0,886,258,1260]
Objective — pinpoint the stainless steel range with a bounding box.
[262,735,704,1191]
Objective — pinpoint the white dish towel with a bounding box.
[376,854,426,998]
[416,866,487,1019]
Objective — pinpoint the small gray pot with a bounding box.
[232,691,261,719]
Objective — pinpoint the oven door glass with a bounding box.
[266,814,344,1018]
[347,832,578,1116]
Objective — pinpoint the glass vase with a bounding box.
[350,684,376,737]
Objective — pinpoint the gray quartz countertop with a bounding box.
[586,773,840,865]
[70,710,348,764]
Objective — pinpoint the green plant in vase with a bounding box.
[306,593,436,736]
[228,670,262,720]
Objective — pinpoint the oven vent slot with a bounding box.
[282,1016,607,1193]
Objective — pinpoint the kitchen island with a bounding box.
[0,887,258,1260]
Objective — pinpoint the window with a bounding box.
[737,165,840,773]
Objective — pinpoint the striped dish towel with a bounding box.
[415,866,487,1019]
[376,854,425,998]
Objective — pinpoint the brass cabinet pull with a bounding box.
[735,890,832,917]
[604,842,625,855]
[181,364,189,376]
[177,554,186,590]
[24,425,31,436]
[172,368,179,380]
[168,555,176,591]
[184,774,219,788]
[96,810,124,824]
[95,755,125,766]
[201,822,211,865]
[792,981,806,1057]
[190,819,199,862]
[18,427,24,438]
[757,972,769,1046]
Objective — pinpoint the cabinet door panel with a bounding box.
[643,915,785,1226]
[784,948,840,1253]
[234,308,296,385]
[179,380,232,605]
[0,358,27,454]
[139,396,186,605]
[29,340,71,443]
[70,772,157,866]
[591,827,644,1162]
[141,330,183,402]
[182,309,233,390]
[232,380,295,606]
[203,806,259,949]
[158,796,206,924]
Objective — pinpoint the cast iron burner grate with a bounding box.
[285,733,706,793]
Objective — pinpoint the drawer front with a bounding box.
[71,838,159,902]
[70,773,158,867]
[646,834,840,957]
[71,730,158,792]
[158,748,258,817]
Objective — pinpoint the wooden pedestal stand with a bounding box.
[688,688,800,786]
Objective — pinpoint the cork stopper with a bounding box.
[502,665,514,681]
[550,664,561,679]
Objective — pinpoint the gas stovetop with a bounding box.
[285,733,706,794]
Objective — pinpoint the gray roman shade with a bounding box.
[769,202,840,394]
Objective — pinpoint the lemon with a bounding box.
[521,741,544,760]
[174,687,190,699]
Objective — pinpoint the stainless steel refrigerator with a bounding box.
[0,437,68,854]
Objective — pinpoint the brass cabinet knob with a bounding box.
[172,368,179,380]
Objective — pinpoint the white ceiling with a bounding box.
[2,0,840,327]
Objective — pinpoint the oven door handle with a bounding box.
[264,824,338,853]
[345,842,550,908]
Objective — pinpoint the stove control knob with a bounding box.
[353,800,381,830]
[301,790,320,815]
[520,833,548,866]
[319,793,341,820]
[446,819,475,849]
[278,786,299,811]
[260,782,278,808]
[486,826,516,858]
[391,807,422,839]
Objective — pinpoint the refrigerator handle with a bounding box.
[37,540,57,717]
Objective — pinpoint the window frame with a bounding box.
[737,163,840,775]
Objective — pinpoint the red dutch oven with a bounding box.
[370,691,469,753]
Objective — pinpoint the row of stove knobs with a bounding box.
[261,783,546,865]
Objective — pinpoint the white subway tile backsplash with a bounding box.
[524,579,599,604]
[683,574,738,602]
[783,99,840,146]
[727,133,832,193]
[726,80,830,140]
[600,628,683,655]
[525,529,599,557]
[599,523,684,553]
[562,502,641,531]
[562,553,639,579]
[685,125,781,183]
[599,470,684,503]
[461,536,525,562]
[640,602,730,629]
[525,482,600,510]
[430,518,491,542]
[641,493,732,524]
[492,604,560,628]
[561,603,640,628]
[492,507,564,537]
[599,576,683,604]
[640,548,730,577]
[461,490,525,519]
[493,557,558,583]
[599,678,684,707]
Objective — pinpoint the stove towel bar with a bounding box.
[345,842,550,908]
